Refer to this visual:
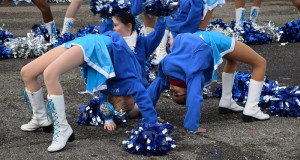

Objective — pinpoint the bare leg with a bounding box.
[292,0,300,12]
[43,46,84,95]
[235,0,245,8]
[20,46,67,92]
[223,41,266,81]
[143,11,156,28]
[199,10,214,30]
[65,0,83,18]
[32,0,53,23]
[253,0,262,7]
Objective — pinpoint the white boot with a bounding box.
[235,8,246,30]
[45,21,57,44]
[151,30,169,65]
[21,88,52,132]
[243,79,270,122]
[219,72,244,114]
[47,95,74,152]
[250,6,260,22]
[61,17,75,35]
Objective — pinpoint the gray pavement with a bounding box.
[0,0,300,160]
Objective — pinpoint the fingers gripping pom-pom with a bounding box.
[144,0,180,17]
[89,0,131,20]
[123,119,176,156]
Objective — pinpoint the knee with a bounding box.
[256,57,267,70]
[38,4,51,14]
[20,66,32,82]
[43,68,57,85]
[292,0,300,7]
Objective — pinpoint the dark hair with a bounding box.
[114,13,136,32]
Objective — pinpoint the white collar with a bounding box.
[123,31,137,52]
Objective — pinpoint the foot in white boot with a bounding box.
[235,8,246,30]
[21,88,52,133]
[61,17,75,35]
[250,6,260,23]
[151,30,169,65]
[243,79,270,122]
[47,95,74,152]
[45,21,57,44]
[219,72,244,114]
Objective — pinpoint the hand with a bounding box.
[104,121,117,131]
[187,127,207,134]
[157,117,165,123]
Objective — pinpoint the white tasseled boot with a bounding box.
[21,88,53,132]
[61,17,75,35]
[45,21,57,44]
[243,79,270,122]
[151,30,169,65]
[219,72,244,114]
[250,6,260,22]
[235,8,246,30]
[47,95,74,152]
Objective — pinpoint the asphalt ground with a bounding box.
[0,0,299,160]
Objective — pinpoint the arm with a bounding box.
[184,72,206,131]
[143,17,166,58]
[128,81,158,124]
[147,63,169,106]
[166,0,203,34]
[99,18,114,34]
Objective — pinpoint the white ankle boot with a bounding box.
[243,79,270,122]
[151,30,169,65]
[45,21,57,44]
[250,6,260,22]
[61,17,75,35]
[219,72,244,114]
[235,8,246,30]
[21,88,52,132]
[47,95,74,152]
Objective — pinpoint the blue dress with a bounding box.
[99,18,166,88]
[194,30,235,82]
[64,32,158,124]
[147,33,214,131]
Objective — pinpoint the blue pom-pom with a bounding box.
[279,19,300,42]
[89,0,131,20]
[123,119,176,156]
[144,0,180,17]
[0,46,11,60]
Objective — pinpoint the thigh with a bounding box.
[45,46,84,76]
[22,46,67,78]
[223,41,264,66]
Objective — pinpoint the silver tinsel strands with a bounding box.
[252,21,282,42]
[4,33,49,59]
[206,23,244,42]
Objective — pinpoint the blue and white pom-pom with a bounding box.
[143,0,180,17]
[0,26,14,45]
[279,19,300,42]
[13,0,31,5]
[77,96,128,126]
[214,72,300,118]
[0,46,10,60]
[123,119,176,156]
[89,0,131,20]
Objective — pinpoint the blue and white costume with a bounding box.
[63,31,158,124]
[166,0,225,37]
[202,0,225,20]
[147,33,214,131]
[166,0,203,38]
[194,30,235,82]
[130,0,145,16]
[99,18,166,87]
